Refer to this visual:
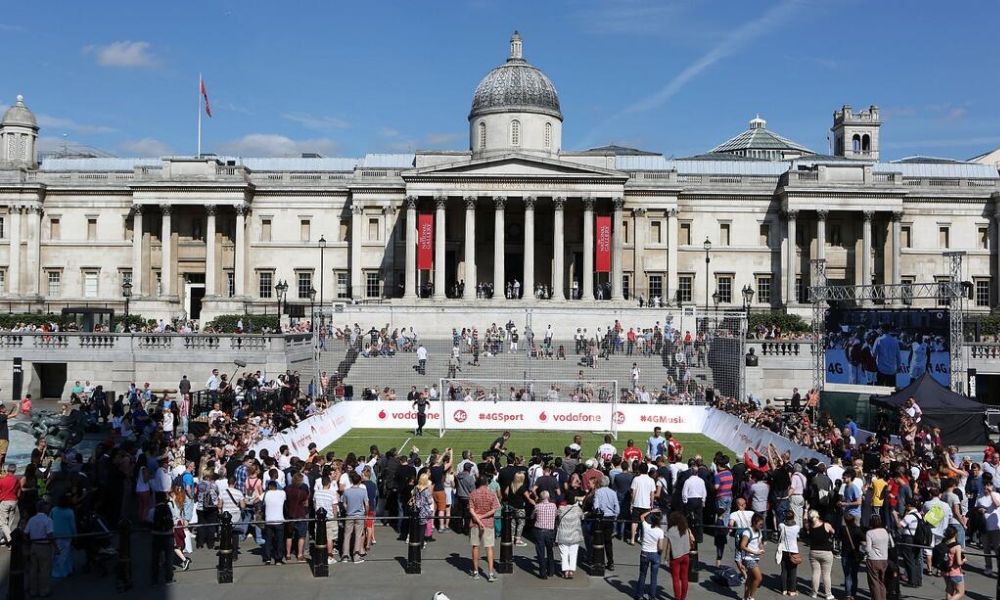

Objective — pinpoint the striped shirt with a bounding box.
[533,501,557,530]
[714,469,734,499]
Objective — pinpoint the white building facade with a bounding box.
[1,33,999,322]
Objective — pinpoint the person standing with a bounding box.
[592,475,620,570]
[205,369,221,404]
[681,465,706,544]
[872,323,900,387]
[261,480,286,565]
[283,473,310,562]
[634,508,665,600]
[864,515,892,600]
[150,493,175,585]
[532,491,557,578]
[413,392,429,437]
[809,510,836,600]
[50,494,77,579]
[942,525,966,600]
[739,513,766,600]
[556,499,584,580]
[976,476,1000,577]
[342,471,369,563]
[665,511,694,600]
[0,403,10,469]
[629,463,656,545]
[0,463,19,546]
[468,476,501,582]
[416,344,428,375]
[776,510,801,595]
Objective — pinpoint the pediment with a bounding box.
[404,153,626,180]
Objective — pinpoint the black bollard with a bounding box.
[217,511,234,583]
[8,529,24,600]
[115,519,132,592]
[688,535,699,583]
[405,513,422,574]
[589,515,606,576]
[496,506,513,574]
[312,509,329,577]
[996,545,1000,600]
[886,546,900,600]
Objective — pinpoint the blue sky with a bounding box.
[2,0,998,161]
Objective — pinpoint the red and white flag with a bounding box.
[200,78,212,117]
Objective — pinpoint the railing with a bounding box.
[0,332,312,353]
[970,344,1000,360]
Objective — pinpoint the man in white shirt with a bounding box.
[827,457,845,486]
[629,463,656,545]
[904,397,922,424]
[25,500,55,596]
[262,480,287,564]
[597,435,617,466]
[150,455,173,494]
[977,480,1000,576]
[206,369,221,402]
[682,467,707,542]
[416,345,428,375]
[313,474,341,564]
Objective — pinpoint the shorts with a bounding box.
[324,520,340,550]
[433,491,447,512]
[365,510,375,529]
[947,575,964,584]
[632,507,648,522]
[0,439,8,454]
[742,556,760,570]
[470,525,496,547]
[289,520,308,539]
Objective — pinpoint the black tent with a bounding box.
[870,373,989,446]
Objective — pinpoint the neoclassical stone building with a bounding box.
[0,32,998,322]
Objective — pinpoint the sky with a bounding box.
[2,0,998,161]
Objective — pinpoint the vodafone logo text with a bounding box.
[378,410,440,421]
[547,412,601,423]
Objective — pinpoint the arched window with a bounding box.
[852,134,861,153]
[544,122,552,149]
[511,120,521,147]
[861,134,871,153]
[478,122,486,149]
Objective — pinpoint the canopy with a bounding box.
[870,373,988,445]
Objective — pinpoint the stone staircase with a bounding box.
[322,339,717,398]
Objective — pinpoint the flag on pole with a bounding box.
[200,78,212,117]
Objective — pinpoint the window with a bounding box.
[510,120,520,146]
[0,216,5,238]
[544,122,552,149]
[258,271,273,299]
[82,270,99,298]
[154,270,162,296]
[339,219,349,242]
[830,224,842,247]
[795,276,809,304]
[260,218,272,242]
[901,225,911,248]
[622,273,631,299]
[365,272,382,298]
[979,226,990,250]
[478,122,486,149]
[679,222,691,245]
[297,271,313,299]
[678,275,693,303]
[225,270,235,297]
[935,276,952,307]
[648,274,663,301]
[649,221,662,244]
[758,223,770,246]
[716,274,733,304]
[86,218,97,241]
[300,219,311,242]
[621,220,629,244]
[901,277,914,305]
[755,274,771,304]
[938,226,950,249]
[368,218,380,241]
[975,278,991,307]
[47,270,61,297]
[49,217,61,240]
[336,272,349,298]
[720,223,731,246]
[0,269,5,293]
[852,134,861,153]
[120,269,132,290]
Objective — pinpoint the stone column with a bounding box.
[552,197,566,301]
[25,206,41,296]
[463,196,477,300]
[8,206,21,296]
[891,211,902,305]
[611,197,625,301]
[351,203,363,300]
[493,196,506,299]
[815,210,827,262]
[433,195,447,300]
[234,204,248,296]
[861,210,873,305]
[632,208,646,296]
[131,205,143,297]
[383,206,396,298]
[667,208,678,304]
[582,196,594,300]
[404,196,418,300]
[523,196,535,301]
[205,205,217,296]
[160,205,172,296]
[785,210,797,306]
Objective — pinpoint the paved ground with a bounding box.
[3,525,998,600]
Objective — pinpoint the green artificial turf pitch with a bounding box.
[322,428,729,462]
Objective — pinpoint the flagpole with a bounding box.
[197,73,202,157]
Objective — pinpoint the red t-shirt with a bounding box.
[0,473,21,502]
[623,447,642,463]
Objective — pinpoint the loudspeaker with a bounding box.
[705,388,715,404]
[344,385,354,399]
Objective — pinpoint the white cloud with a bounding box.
[35,113,116,135]
[121,137,173,157]
[216,133,339,157]
[282,113,350,132]
[84,41,159,68]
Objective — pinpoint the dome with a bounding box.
[469,32,562,121]
[2,95,37,128]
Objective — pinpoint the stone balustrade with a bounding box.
[0,332,310,357]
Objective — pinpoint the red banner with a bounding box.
[417,213,434,270]
[595,215,611,273]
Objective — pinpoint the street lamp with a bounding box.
[121,280,132,327]
[742,284,755,317]
[318,235,326,320]
[712,290,720,316]
[275,279,288,315]
[308,286,317,331]
[703,237,712,330]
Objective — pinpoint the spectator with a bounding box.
[532,490,556,579]
[468,476,501,581]
[664,511,694,600]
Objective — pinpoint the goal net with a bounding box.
[438,377,619,439]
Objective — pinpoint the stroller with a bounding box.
[77,511,117,576]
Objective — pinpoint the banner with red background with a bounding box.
[595,215,612,273]
[417,213,434,270]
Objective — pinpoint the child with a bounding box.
[714,506,728,568]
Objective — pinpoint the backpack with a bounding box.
[711,566,743,587]
[924,503,947,527]
[931,541,953,573]
[913,517,933,547]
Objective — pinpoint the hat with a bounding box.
[585,458,596,468]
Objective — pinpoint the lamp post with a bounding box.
[712,290,720,319]
[275,280,288,316]
[318,235,327,329]
[121,280,132,328]
[742,284,755,318]
[308,286,317,331]
[703,237,712,331]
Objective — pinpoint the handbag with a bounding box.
[777,526,803,565]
